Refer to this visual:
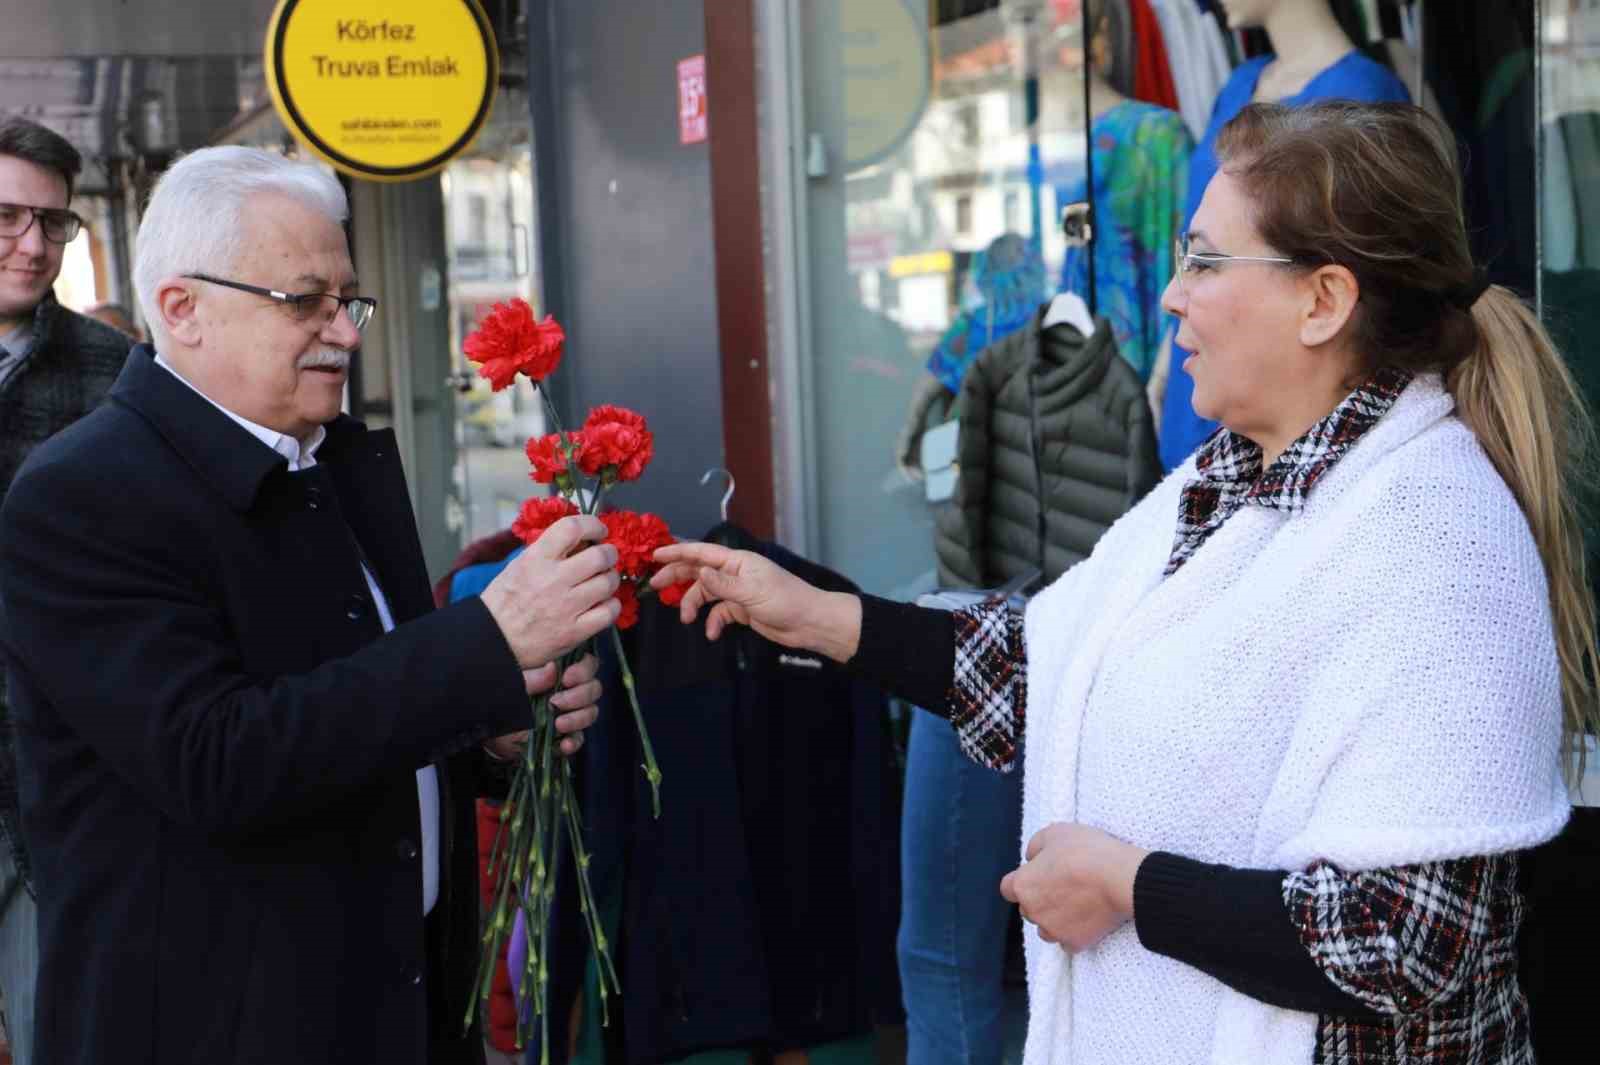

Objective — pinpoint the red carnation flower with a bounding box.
[613,581,641,630]
[525,431,583,487]
[464,300,565,391]
[600,510,674,581]
[511,495,579,545]
[577,405,653,483]
[657,580,694,608]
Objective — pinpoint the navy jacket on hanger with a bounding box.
[572,525,903,1065]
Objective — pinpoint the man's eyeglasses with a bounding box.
[184,274,377,333]
[0,203,83,244]
[1173,232,1296,293]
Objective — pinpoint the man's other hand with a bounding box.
[486,652,603,760]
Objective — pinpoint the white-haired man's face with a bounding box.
[161,192,362,443]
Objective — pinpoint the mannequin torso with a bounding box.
[1247,0,1358,101]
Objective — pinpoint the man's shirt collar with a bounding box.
[153,352,326,471]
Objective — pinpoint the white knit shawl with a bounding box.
[1019,375,1571,1065]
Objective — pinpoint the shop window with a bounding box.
[796,0,1086,597]
[467,194,489,250]
[955,193,974,235]
[955,101,981,148]
[1538,1,1600,413]
[439,86,544,548]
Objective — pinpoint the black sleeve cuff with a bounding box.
[1134,851,1383,1019]
[847,593,956,713]
[390,596,532,766]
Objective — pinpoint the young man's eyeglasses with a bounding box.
[184,274,378,333]
[0,203,83,244]
[1173,232,1296,293]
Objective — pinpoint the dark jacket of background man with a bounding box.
[0,292,131,888]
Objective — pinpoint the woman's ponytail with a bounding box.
[1450,285,1600,779]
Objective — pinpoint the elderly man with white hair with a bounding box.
[0,147,623,1065]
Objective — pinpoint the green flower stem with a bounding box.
[512,744,546,1045]
[533,382,593,515]
[532,695,560,1043]
[560,757,620,1003]
[557,638,621,1020]
[467,761,527,1030]
[470,682,562,1042]
[539,961,552,1065]
[470,863,511,1025]
[609,625,662,818]
[508,740,542,1030]
[535,381,569,437]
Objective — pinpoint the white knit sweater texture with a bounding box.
[1018,375,1571,1065]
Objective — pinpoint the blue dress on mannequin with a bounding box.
[1157,51,1411,471]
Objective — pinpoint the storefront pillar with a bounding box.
[349,177,460,577]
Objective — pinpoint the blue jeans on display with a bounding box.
[0,846,35,1065]
[898,708,1027,1065]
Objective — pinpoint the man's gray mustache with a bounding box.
[296,348,350,370]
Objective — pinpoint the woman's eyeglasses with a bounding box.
[1173,233,1296,293]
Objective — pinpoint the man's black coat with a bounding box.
[0,345,529,1065]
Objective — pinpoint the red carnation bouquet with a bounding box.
[461,298,681,1055]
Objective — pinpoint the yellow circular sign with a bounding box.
[265,0,498,182]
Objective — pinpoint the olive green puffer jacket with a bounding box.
[934,309,1161,589]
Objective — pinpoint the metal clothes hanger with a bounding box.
[1041,202,1096,336]
[700,467,735,522]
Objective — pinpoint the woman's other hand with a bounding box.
[999,823,1149,952]
[650,541,862,662]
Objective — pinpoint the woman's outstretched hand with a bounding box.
[649,541,862,662]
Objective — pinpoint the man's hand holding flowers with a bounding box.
[478,513,622,671]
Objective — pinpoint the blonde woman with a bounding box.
[653,101,1598,1065]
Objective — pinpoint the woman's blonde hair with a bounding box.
[1217,100,1600,779]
